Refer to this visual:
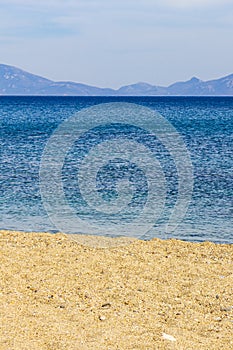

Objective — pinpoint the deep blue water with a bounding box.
[0,96,232,243]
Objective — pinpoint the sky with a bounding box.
[0,0,233,88]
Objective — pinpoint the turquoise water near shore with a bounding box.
[0,96,232,243]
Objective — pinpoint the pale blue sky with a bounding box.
[0,0,233,88]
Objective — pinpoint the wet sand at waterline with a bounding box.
[0,230,232,349]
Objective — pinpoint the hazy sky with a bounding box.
[1,0,233,88]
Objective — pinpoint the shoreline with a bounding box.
[1,230,232,349]
[0,229,232,246]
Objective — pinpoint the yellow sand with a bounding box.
[0,230,232,349]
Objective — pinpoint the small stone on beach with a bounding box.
[99,315,106,321]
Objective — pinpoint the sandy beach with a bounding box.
[0,230,232,349]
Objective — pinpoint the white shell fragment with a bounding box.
[162,333,177,342]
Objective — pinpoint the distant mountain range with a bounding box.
[1,64,233,96]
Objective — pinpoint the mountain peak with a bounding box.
[189,76,201,83]
[134,82,155,87]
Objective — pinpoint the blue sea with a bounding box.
[0,96,232,243]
